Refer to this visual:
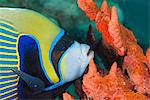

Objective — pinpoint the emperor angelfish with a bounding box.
[0,8,94,99]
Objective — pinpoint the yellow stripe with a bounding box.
[0,20,14,28]
[0,83,18,90]
[60,53,66,78]
[0,39,16,44]
[14,97,18,100]
[0,74,17,79]
[1,92,18,100]
[0,58,18,61]
[0,70,12,73]
[0,88,17,96]
[0,26,19,34]
[0,46,16,50]
[0,52,16,56]
[0,78,18,84]
[0,32,17,39]
[0,65,17,67]
[16,34,22,71]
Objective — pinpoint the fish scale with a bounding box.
[0,20,19,100]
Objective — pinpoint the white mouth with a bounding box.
[86,45,94,59]
[87,50,94,60]
[80,43,94,60]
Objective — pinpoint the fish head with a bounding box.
[59,41,94,83]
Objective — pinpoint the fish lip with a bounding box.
[87,50,94,60]
[87,49,93,56]
[80,44,94,58]
[87,46,94,56]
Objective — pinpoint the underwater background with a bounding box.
[0,0,149,98]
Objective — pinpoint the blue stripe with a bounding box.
[0,76,18,82]
[43,41,76,91]
[0,89,18,99]
[0,29,18,37]
[0,23,14,30]
[20,29,65,84]
[49,29,65,64]
[0,72,16,76]
[0,81,17,88]
[0,67,17,71]
[43,81,64,91]
[43,30,73,91]
[0,61,18,65]
[0,54,17,59]
[1,85,17,93]
[0,48,16,53]
[0,42,16,47]
[0,35,16,42]
[48,29,65,83]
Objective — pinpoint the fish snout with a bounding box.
[80,44,94,66]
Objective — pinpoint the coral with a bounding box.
[82,59,147,100]
[78,0,150,98]
[63,92,74,100]
[77,0,99,22]
[108,6,126,56]
[109,7,150,95]
[78,0,126,56]
[0,0,148,99]
[146,48,150,67]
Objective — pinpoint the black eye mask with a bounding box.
[51,32,74,77]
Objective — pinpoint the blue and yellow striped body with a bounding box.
[0,20,20,99]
